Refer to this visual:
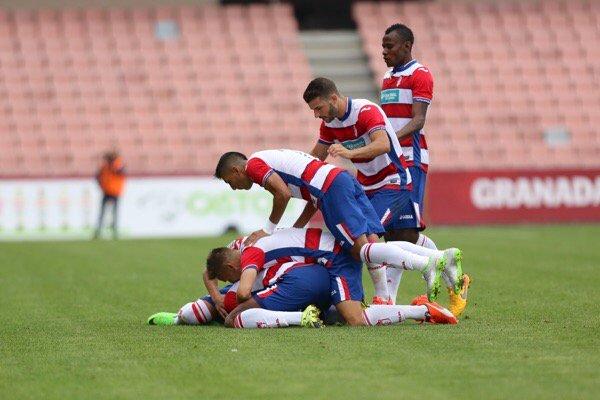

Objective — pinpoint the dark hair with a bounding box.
[303,77,339,103]
[206,247,232,279]
[385,23,414,45]
[214,151,247,179]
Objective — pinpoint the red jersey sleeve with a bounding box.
[240,247,265,272]
[355,105,387,136]
[319,121,336,145]
[245,157,274,186]
[411,67,433,104]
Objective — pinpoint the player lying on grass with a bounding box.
[148,233,458,328]
[147,229,464,327]
[215,150,464,303]
[205,227,458,326]
[205,248,457,328]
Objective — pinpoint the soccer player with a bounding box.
[206,227,457,326]
[147,237,246,326]
[302,77,464,304]
[380,23,470,313]
[214,150,452,301]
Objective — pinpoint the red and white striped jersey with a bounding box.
[246,149,344,205]
[240,227,340,281]
[381,60,433,172]
[319,98,411,192]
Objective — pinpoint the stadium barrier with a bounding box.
[0,177,305,240]
[427,169,600,225]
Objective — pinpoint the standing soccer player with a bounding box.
[302,78,463,304]
[380,24,468,303]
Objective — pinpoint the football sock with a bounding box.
[388,238,443,258]
[362,305,427,326]
[367,263,390,300]
[233,309,302,329]
[360,242,429,272]
[385,267,403,304]
[177,300,213,325]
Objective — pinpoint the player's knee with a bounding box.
[177,301,212,325]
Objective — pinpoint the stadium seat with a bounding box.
[0,3,315,177]
[354,0,599,169]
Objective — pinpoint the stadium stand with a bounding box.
[0,3,317,177]
[354,0,600,170]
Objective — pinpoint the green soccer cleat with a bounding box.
[443,248,464,295]
[423,256,444,302]
[147,312,177,326]
[301,305,324,328]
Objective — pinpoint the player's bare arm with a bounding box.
[395,101,428,140]
[309,141,330,161]
[224,297,261,327]
[202,269,227,318]
[244,172,292,246]
[236,268,258,304]
[328,129,391,160]
[292,201,318,228]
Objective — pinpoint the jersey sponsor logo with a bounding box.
[471,176,600,209]
[341,137,367,150]
[381,89,400,104]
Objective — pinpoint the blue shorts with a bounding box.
[409,166,427,216]
[327,252,364,305]
[201,284,233,307]
[367,186,423,231]
[253,265,331,312]
[320,172,385,251]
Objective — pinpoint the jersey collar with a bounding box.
[338,97,352,122]
[392,59,417,74]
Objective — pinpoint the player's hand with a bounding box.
[243,229,269,247]
[327,144,353,159]
[214,299,228,319]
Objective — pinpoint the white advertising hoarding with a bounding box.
[0,177,306,240]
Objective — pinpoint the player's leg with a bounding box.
[353,234,443,301]
[320,173,389,302]
[363,303,457,325]
[232,265,330,329]
[176,298,217,325]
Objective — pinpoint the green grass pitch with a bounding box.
[1,224,599,399]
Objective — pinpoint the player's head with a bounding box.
[303,77,342,123]
[382,23,414,68]
[206,247,241,283]
[215,151,253,190]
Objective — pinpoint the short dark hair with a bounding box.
[385,23,414,45]
[206,247,232,279]
[214,151,247,179]
[303,77,339,103]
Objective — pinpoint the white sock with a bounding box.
[385,267,403,304]
[388,239,443,258]
[360,242,429,272]
[418,233,438,250]
[367,263,389,300]
[177,300,213,325]
[233,308,302,329]
[362,305,427,326]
